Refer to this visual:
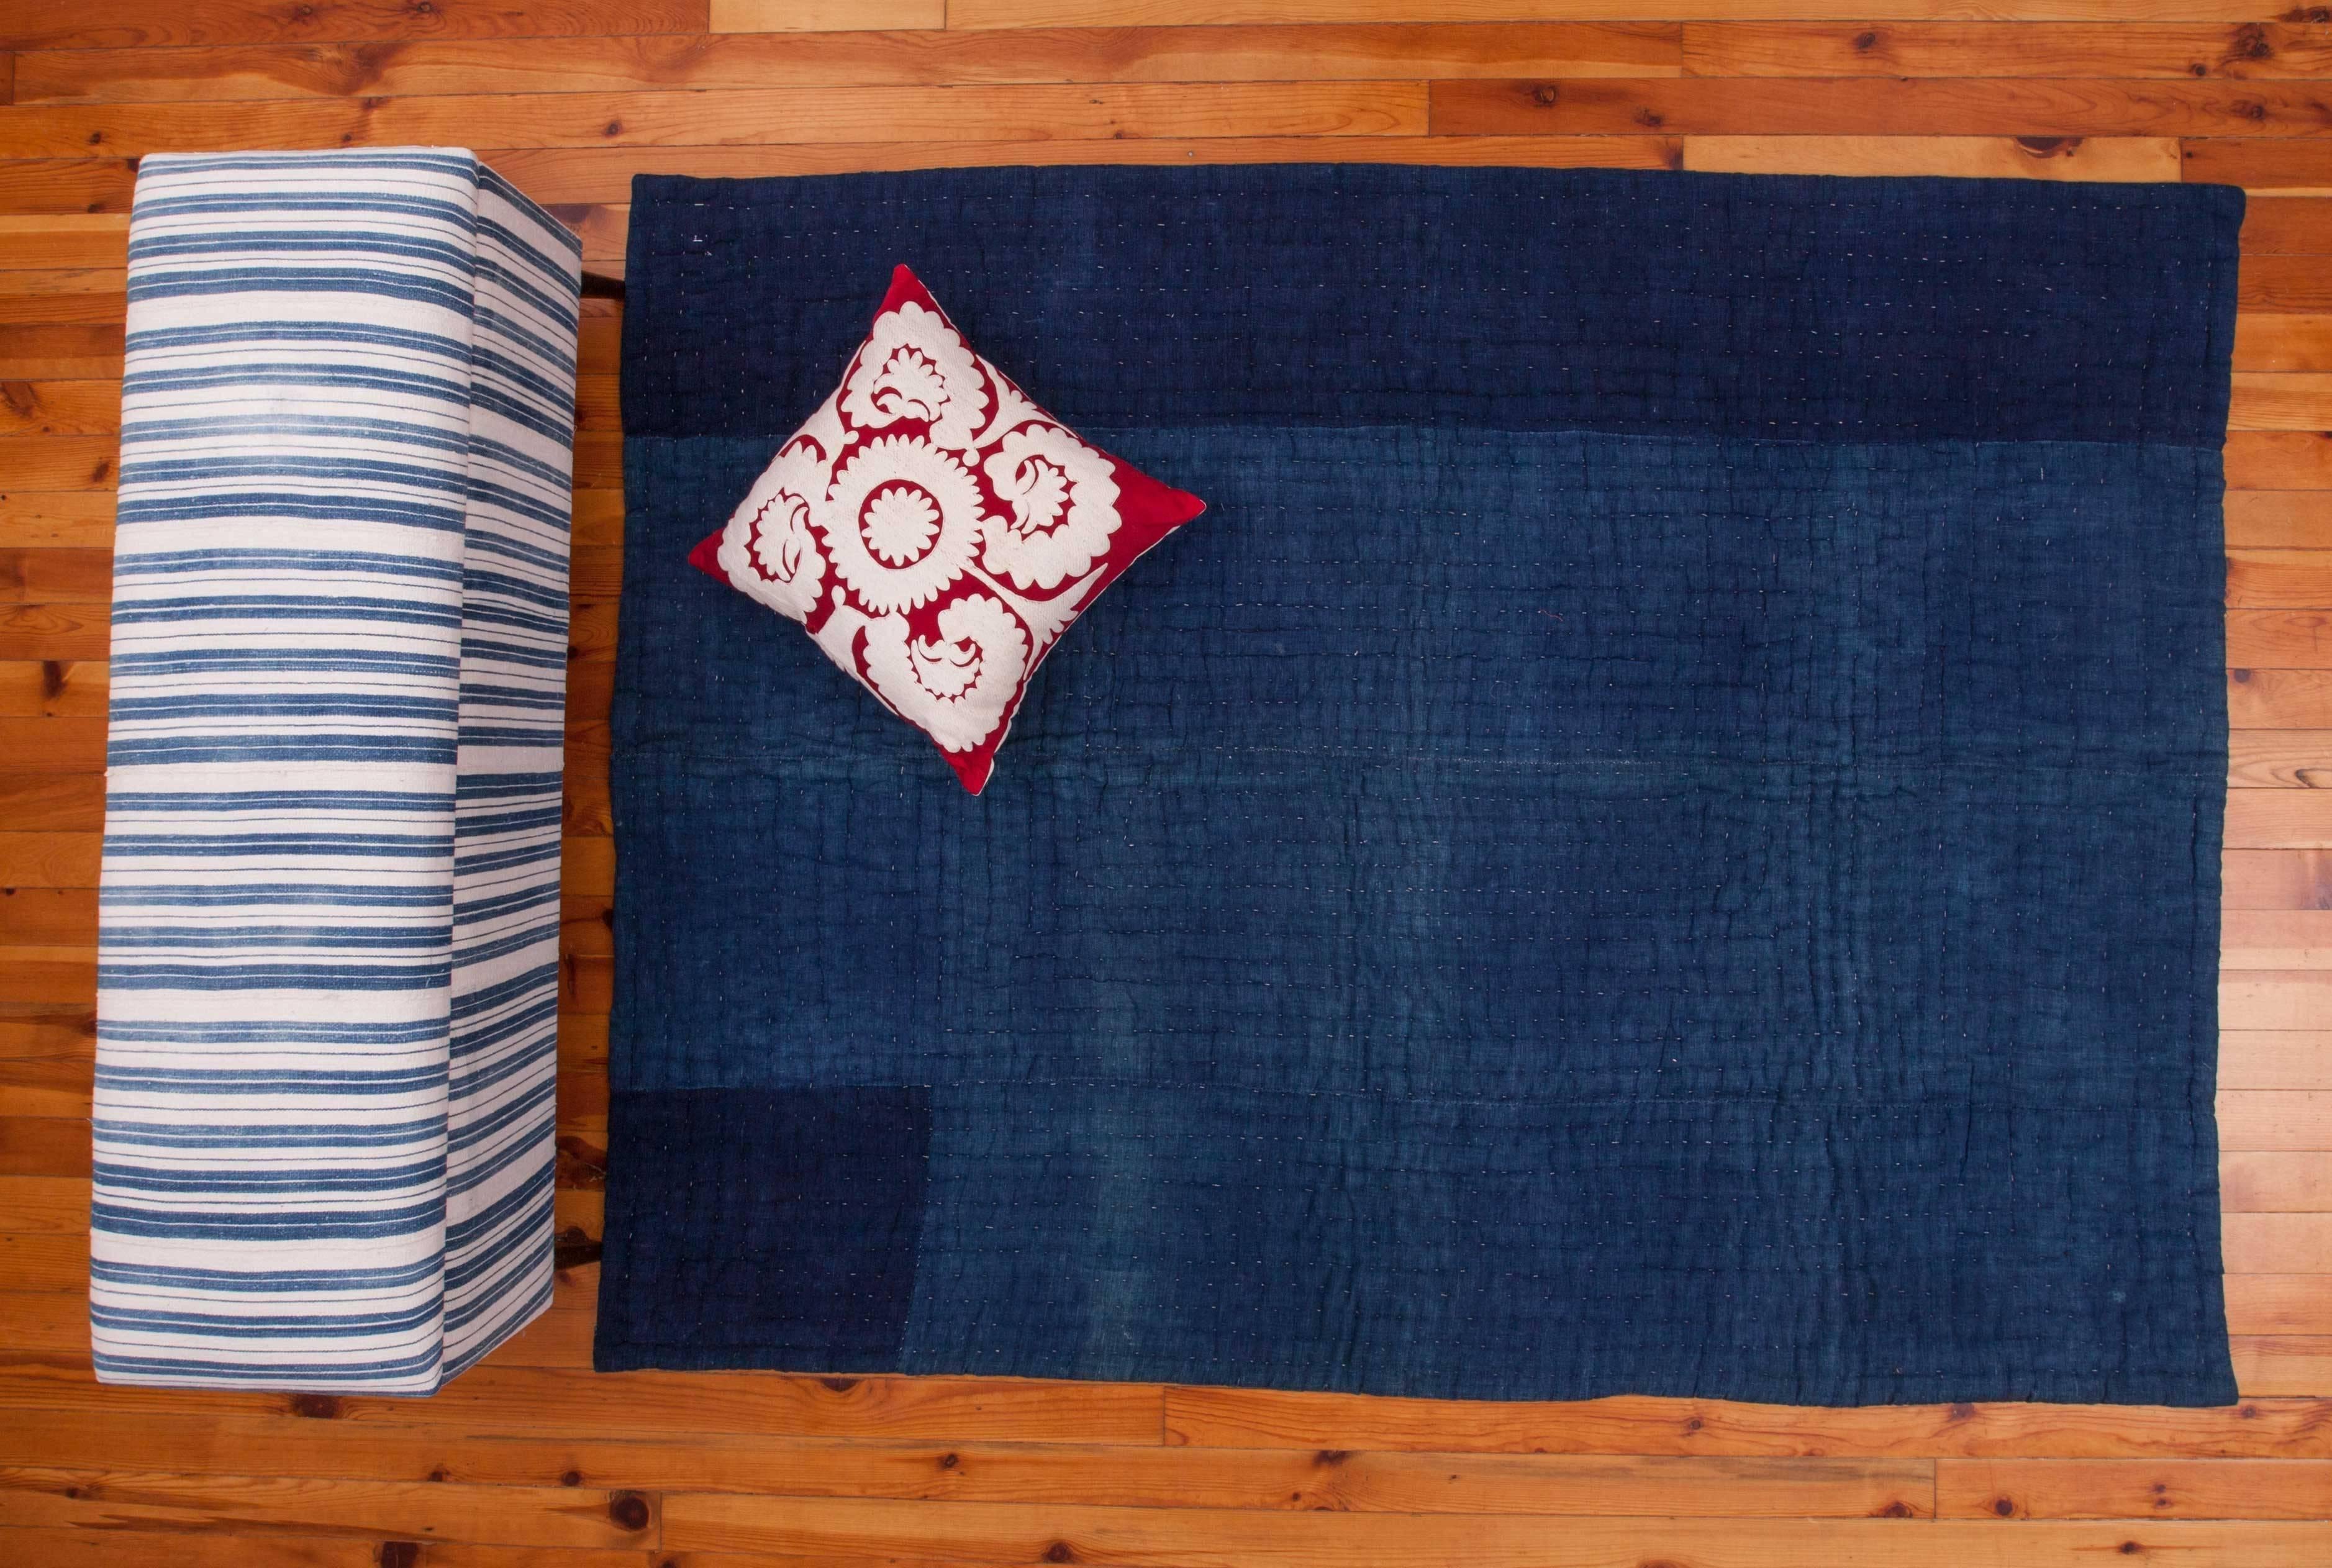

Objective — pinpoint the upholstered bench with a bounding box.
[92,148,582,1390]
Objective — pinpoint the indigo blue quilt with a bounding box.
[600,166,2240,1406]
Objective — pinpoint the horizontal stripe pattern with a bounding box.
[94,148,580,1394]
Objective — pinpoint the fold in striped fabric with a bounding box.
[94,149,581,1392]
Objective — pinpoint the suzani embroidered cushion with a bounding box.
[689,265,1205,794]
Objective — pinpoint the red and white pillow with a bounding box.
[691,266,1206,794]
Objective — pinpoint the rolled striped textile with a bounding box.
[93,148,581,1392]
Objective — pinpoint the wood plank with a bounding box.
[2227,792,2332,847]
[0,1118,88,1178]
[1934,1456,2332,1518]
[0,1406,1928,1513]
[0,1066,88,1122]
[0,491,111,547]
[1683,134,2181,181]
[568,494,624,554]
[2237,315,2332,373]
[486,134,1682,202]
[2247,197,2332,255]
[2225,910,2332,966]
[1682,22,2332,80]
[2229,1272,2332,1334]
[2228,434,2332,491]
[0,1466,659,1550]
[2225,974,2332,1028]
[2218,725,2332,782]
[951,0,2332,22]
[0,266,124,297]
[0,1529,642,1568]
[2229,670,2332,728]
[560,836,615,899]
[2235,1336,2332,1396]
[2232,548,2332,608]
[2218,723,2329,779]
[660,1494,2332,1566]
[2223,1149,2332,1210]
[1436,76,2332,140]
[0,324,120,379]
[562,898,614,958]
[0,660,104,717]
[9,1005,127,1051]
[0,1233,83,1290]
[8,24,1682,103]
[2236,733,2332,786]
[0,833,98,888]
[0,0,713,52]
[2185,138,2332,193]
[0,946,92,1006]
[0,717,102,769]
[564,576,618,633]
[2225,1031,2332,1089]
[2246,256,2332,313]
[561,954,611,1012]
[565,761,611,837]
[1160,1387,2332,1458]
[714,0,945,31]
[0,546,108,600]
[560,1012,609,1067]
[0,83,1429,157]
[2221,1091,2332,1150]
[2229,728,2332,786]
[0,158,134,215]
[2228,492,2332,551]
[0,1175,83,1233]
[2229,1203,2332,1269]
[0,1361,1168,1444]
[2226,849,2332,905]
[571,437,619,491]
[0,604,106,663]
[0,290,125,323]
[2235,374,2332,429]
[0,214,123,269]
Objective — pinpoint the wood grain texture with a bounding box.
[1682,22,2332,79]
[1683,134,2182,179]
[2,6,2330,1566]
[0,1,714,53]
[714,0,947,32]
[657,1497,2331,1566]
[0,82,1430,155]
[1435,76,2332,139]
[951,1,2332,25]
[7,25,1682,103]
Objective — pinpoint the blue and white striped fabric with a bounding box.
[93,148,581,1392]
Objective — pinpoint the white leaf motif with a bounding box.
[979,424,1123,592]
[860,594,1030,753]
[840,300,989,452]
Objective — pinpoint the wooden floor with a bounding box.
[7,2,2332,1564]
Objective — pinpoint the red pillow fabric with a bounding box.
[690,266,1206,794]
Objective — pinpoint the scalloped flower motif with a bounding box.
[822,433,987,616]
